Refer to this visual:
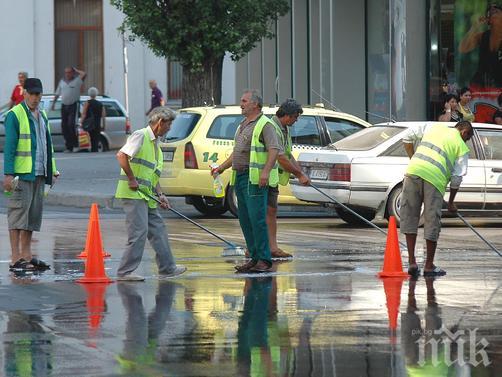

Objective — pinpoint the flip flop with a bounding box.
[9,258,36,271]
[423,266,446,276]
[407,266,420,277]
[30,257,51,270]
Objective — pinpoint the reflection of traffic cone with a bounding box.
[77,209,113,283]
[378,216,409,278]
[78,203,111,258]
[381,277,406,331]
[78,283,109,337]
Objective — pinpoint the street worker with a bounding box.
[211,90,280,273]
[115,106,186,281]
[401,120,473,277]
[3,78,58,272]
[267,99,310,258]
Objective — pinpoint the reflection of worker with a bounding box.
[459,3,502,87]
[117,281,176,372]
[211,90,280,273]
[401,277,447,375]
[401,121,473,276]
[237,277,273,376]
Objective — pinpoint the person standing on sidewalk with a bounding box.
[52,67,86,152]
[267,99,311,258]
[145,80,165,116]
[6,71,28,109]
[401,121,473,277]
[3,78,58,272]
[211,90,280,273]
[115,106,186,281]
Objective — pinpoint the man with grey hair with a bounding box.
[115,106,186,281]
[212,90,280,273]
[267,99,310,258]
[7,71,28,109]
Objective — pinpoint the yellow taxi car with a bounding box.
[159,104,370,216]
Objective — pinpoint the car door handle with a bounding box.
[491,168,502,173]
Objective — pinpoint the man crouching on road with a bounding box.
[3,78,58,272]
[212,90,280,273]
[401,120,473,277]
[115,106,186,281]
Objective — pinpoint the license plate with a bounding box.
[310,169,328,180]
[163,151,174,162]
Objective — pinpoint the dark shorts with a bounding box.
[7,177,45,231]
[267,186,279,209]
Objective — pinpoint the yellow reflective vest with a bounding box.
[9,103,57,178]
[271,117,293,186]
[115,128,163,208]
[230,115,279,187]
[406,124,469,195]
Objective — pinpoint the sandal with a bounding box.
[9,258,36,271]
[423,266,446,277]
[407,266,421,277]
[30,257,51,270]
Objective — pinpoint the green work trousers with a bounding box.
[235,171,272,264]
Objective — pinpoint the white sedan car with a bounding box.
[291,121,502,225]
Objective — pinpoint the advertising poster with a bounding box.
[455,1,502,122]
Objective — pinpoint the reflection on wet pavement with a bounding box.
[0,216,501,375]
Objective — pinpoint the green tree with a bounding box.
[111,0,289,107]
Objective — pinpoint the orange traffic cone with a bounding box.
[78,203,111,258]
[377,216,409,278]
[77,208,113,283]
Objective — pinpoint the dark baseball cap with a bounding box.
[24,78,43,94]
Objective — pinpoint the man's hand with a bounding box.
[447,202,458,213]
[210,164,224,176]
[298,173,311,186]
[259,171,269,187]
[3,175,14,192]
[128,178,139,191]
[159,193,170,209]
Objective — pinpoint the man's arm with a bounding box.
[404,142,415,159]
[73,67,87,80]
[260,148,279,187]
[52,82,61,110]
[278,155,310,185]
[3,112,20,191]
[211,153,233,175]
[447,153,469,212]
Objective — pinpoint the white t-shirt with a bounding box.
[120,126,158,159]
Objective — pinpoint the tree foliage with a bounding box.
[110,0,290,71]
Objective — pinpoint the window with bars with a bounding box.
[54,0,103,93]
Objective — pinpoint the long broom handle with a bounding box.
[141,190,238,248]
[309,183,407,248]
[456,213,502,257]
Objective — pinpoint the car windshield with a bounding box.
[163,112,201,141]
[331,125,405,151]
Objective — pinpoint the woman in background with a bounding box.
[80,87,106,152]
[438,94,463,122]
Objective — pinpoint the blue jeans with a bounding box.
[235,171,272,264]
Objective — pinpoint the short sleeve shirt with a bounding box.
[151,87,164,109]
[232,114,280,171]
[271,115,288,156]
[56,76,83,105]
[120,126,158,159]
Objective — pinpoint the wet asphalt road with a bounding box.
[0,207,502,376]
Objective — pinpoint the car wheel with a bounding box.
[98,136,109,152]
[191,196,227,216]
[226,186,238,218]
[336,206,375,225]
[386,184,424,227]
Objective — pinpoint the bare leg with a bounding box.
[424,239,437,271]
[9,230,21,263]
[266,206,279,252]
[19,230,33,262]
[405,233,418,270]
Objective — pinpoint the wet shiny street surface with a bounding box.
[0,211,501,376]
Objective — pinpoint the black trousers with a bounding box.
[89,127,101,152]
[61,103,78,150]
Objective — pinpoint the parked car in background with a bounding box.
[0,95,131,152]
[159,104,370,216]
[291,122,502,225]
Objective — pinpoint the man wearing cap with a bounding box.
[52,67,87,152]
[3,78,59,272]
[267,99,311,258]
